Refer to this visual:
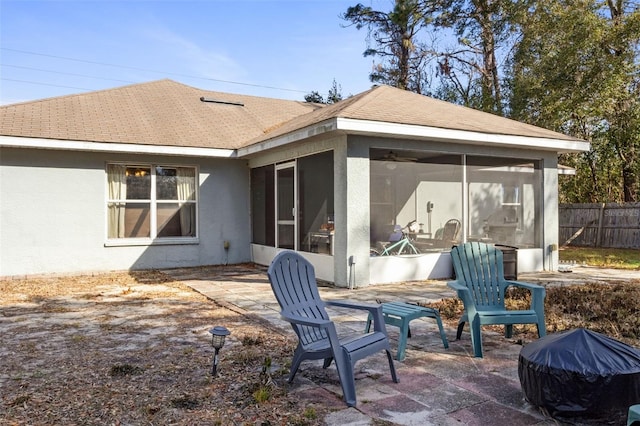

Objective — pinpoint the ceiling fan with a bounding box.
[377,151,418,162]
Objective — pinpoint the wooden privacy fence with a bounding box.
[559,203,640,249]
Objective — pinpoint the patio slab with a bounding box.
[164,263,639,425]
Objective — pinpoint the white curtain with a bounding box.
[176,168,195,236]
[107,164,127,238]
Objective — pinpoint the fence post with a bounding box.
[595,203,606,247]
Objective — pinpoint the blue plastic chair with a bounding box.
[267,250,398,407]
[629,404,640,426]
[448,242,546,357]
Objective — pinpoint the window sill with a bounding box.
[105,237,200,247]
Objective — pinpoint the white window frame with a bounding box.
[105,162,199,246]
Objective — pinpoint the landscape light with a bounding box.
[209,326,230,376]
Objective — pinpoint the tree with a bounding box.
[304,79,345,104]
[432,0,524,114]
[304,91,325,104]
[342,0,435,93]
[509,0,640,202]
[342,0,640,201]
[327,79,344,104]
[343,0,520,113]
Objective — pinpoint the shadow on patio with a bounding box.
[163,263,640,425]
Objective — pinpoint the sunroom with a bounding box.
[242,86,588,288]
[245,140,580,288]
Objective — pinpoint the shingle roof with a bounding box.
[255,85,580,143]
[0,79,321,149]
[1,80,581,152]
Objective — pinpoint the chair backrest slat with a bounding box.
[267,251,330,346]
[452,242,506,308]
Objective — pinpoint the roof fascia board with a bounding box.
[237,119,338,157]
[0,136,235,158]
[237,117,589,157]
[336,118,591,153]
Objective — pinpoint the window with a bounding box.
[107,164,197,241]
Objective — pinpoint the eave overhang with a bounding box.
[0,136,236,158]
[237,117,590,157]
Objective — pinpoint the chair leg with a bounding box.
[469,319,483,358]
[434,314,449,349]
[537,319,546,337]
[456,321,465,340]
[334,350,357,407]
[364,313,373,333]
[396,319,410,361]
[322,357,334,369]
[505,324,513,338]
[385,349,399,383]
[288,347,305,382]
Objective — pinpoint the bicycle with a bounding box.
[373,220,421,256]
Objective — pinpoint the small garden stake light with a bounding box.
[209,326,230,376]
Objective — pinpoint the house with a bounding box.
[0,79,589,286]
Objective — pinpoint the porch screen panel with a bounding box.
[467,157,541,248]
[298,151,334,255]
[370,150,463,254]
[250,165,275,246]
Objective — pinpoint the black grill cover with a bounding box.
[518,328,640,423]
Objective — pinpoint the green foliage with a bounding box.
[343,0,640,202]
[304,90,324,104]
[342,0,433,93]
[303,407,317,420]
[252,386,271,403]
[509,0,640,202]
[343,0,521,112]
[434,0,523,114]
[327,79,344,104]
[304,78,345,104]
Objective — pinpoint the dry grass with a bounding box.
[430,281,640,347]
[2,268,638,425]
[0,271,330,425]
[559,246,640,270]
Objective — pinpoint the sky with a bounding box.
[0,0,386,105]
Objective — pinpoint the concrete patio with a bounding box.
[163,263,639,426]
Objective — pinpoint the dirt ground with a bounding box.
[2,268,638,425]
[0,270,331,425]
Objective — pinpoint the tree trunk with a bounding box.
[474,0,502,114]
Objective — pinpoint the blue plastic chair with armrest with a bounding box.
[448,242,546,357]
[267,250,398,407]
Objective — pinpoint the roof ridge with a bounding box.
[336,85,389,116]
[0,79,181,108]
[1,78,317,110]
[255,89,374,137]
